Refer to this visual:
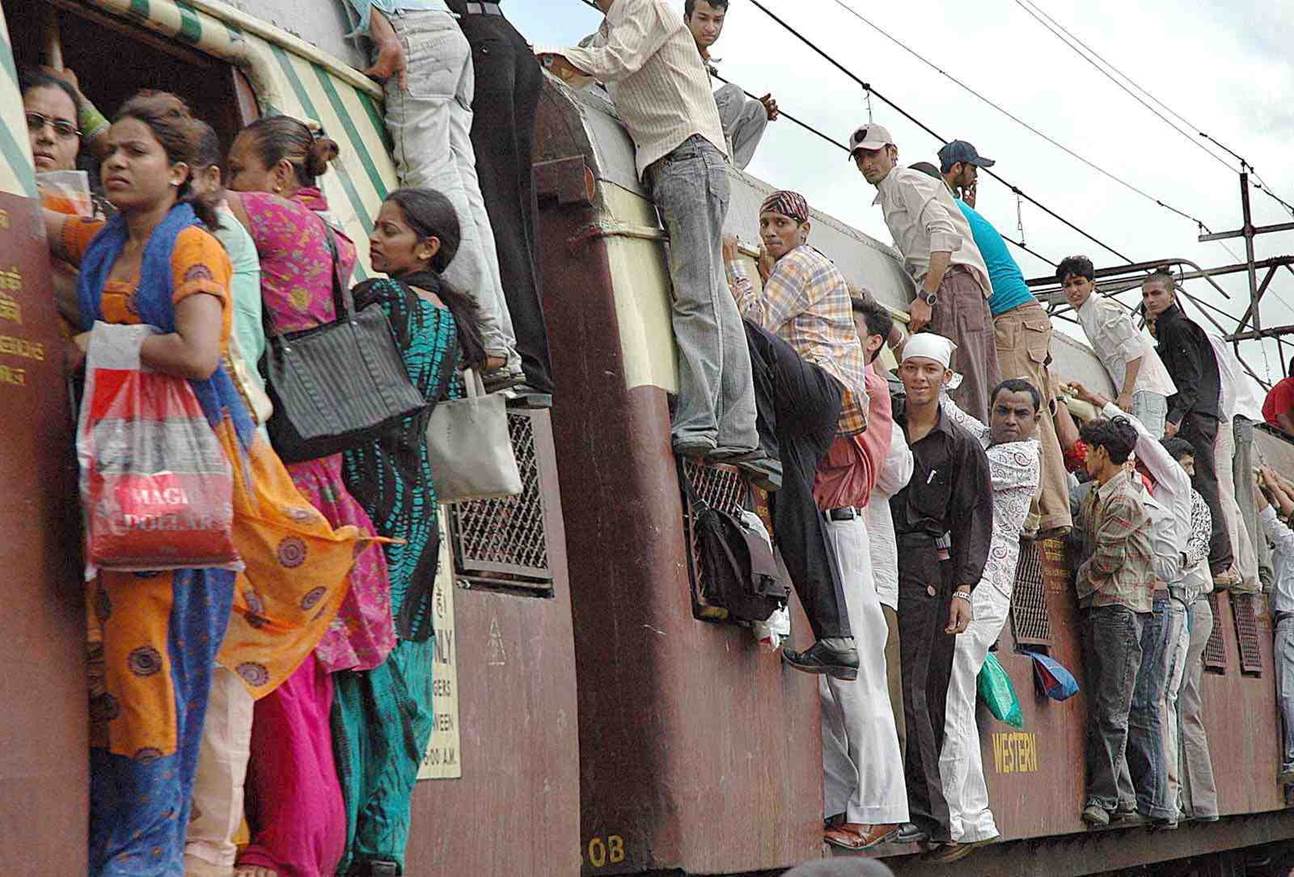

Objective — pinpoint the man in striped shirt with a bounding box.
[723,189,869,679]
[543,0,761,462]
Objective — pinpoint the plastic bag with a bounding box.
[977,652,1024,728]
[37,169,94,218]
[1027,650,1080,702]
[77,322,238,573]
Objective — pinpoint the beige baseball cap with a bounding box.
[848,123,894,158]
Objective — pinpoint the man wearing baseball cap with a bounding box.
[914,152,1072,538]
[849,123,1000,422]
[889,332,993,847]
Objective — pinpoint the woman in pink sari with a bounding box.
[184,115,396,877]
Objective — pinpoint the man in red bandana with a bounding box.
[723,189,870,679]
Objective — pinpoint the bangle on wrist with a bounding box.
[79,101,109,142]
[952,590,972,603]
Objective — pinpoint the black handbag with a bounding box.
[682,465,789,624]
[262,222,427,463]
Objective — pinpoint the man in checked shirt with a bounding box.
[722,189,870,679]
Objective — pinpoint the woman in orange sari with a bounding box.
[45,91,361,877]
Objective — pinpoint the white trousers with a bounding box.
[1214,419,1260,590]
[820,515,909,825]
[183,666,254,876]
[939,583,1011,843]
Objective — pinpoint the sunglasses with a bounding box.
[26,111,81,142]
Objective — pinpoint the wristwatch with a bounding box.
[918,289,938,306]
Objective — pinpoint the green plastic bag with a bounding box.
[977,653,1024,729]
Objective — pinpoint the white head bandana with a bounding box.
[900,332,962,389]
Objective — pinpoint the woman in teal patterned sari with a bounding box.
[335,188,487,876]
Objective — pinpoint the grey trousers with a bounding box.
[927,268,1000,422]
[1128,595,1183,819]
[713,83,767,171]
[1278,617,1294,772]
[1178,596,1219,818]
[1083,604,1146,812]
[648,135,758,453]
[1131,391,1168,440]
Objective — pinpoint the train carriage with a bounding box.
[1,2,1293,875]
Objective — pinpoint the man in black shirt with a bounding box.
[1142,269,1233,578]
[889,333,994,846]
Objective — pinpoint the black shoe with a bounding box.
[1082,804,1110,827]
[348,860,401,877]
[782,640,859,680]
[893,822,931,845]
[673,439,717,458]
[1110,809,1149,828]
[1150,816,1178,831]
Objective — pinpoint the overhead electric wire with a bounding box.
[817,0,1216,235]
[743,0,1135,264]
[1014,0,1294,223]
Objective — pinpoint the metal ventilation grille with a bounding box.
[1203,592,1227,674]
[449,412,552,592]
[680,458,752,622]
[1232,592,1264,677]
[1010,539,1053,647]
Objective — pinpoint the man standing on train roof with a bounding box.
[1141,269,1235,585]
[851,123,1000,422]
[540,0,762,465]
[914,149,1070,539]
[1058,255,1177,439]
[927,378,1041,862]
[887,333,993,848]
[723,189,871,679]
[684,0,779,170]
[1072,414,1155,829]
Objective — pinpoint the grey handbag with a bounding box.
[426,368,522,503]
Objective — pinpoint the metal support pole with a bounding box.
[1241,170,1261,334]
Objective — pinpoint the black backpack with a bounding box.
[682,467,789,624]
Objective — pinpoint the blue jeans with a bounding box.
[1127,595,1184,819]
[648,136,758,452]
[1083,603,1145,812]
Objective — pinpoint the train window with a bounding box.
[1203,592,1228,675]
[448,411,557,597]
[1010,539,1054,650]
[1231,592,1264,677]
[679,457,753,623]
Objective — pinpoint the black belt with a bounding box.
[827,507,857,521]
[461,2,503,14]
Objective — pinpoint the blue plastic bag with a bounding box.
[1027,650,1080,702]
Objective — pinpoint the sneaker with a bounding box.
[1082,804,1110,827]
[781,640,859,680]
[1110,809,1149,828]
[1150,816,1178,831]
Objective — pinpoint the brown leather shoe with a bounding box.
[824,823,898,850]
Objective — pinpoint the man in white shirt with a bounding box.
[684,0,778,170]
[850,123,999,420]
[1059,255,1176,438]
[1206,333,1262,593]
[542,0,760,461]
[1258,466,1294,781]
[929,379,1041,862]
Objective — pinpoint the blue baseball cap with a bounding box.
[938,140,995,173]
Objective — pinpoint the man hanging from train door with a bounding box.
[887,334,993,847]
[1072,414,1156,828]
[1257,466,1294,785]
[926,378,1042,862]
[541,0,764,465]
[812,297,908,852]
[684,0,779,170]
[721,189,871,679]
[851,123,1000,421]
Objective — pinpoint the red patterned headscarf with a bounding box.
[759,190,810,224]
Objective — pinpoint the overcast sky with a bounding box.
[509,0,1294,386]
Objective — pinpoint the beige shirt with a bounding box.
[872,166,991,296]
[562,0,728,180]
[1076,294,1176,398]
